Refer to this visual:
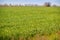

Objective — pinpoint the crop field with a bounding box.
[0,6,60,40]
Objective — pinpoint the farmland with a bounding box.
[0,6,60,40]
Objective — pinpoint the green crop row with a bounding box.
[0,6,60,40]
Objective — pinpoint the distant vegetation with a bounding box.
[44,2,51,7]
[0,2,59,7]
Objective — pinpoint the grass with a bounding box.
[0,6,60,40]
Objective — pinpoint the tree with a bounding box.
[44,2,51,7]
[53,4,56,7]
[4,4,8,6]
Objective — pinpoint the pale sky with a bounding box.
[0,0,60,6]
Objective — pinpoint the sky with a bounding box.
[0,0,60,6]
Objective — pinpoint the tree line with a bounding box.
[0,2,57,7]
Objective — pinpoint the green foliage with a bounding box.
[0,6,60,40]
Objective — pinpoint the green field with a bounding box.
[0,6,60,40]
